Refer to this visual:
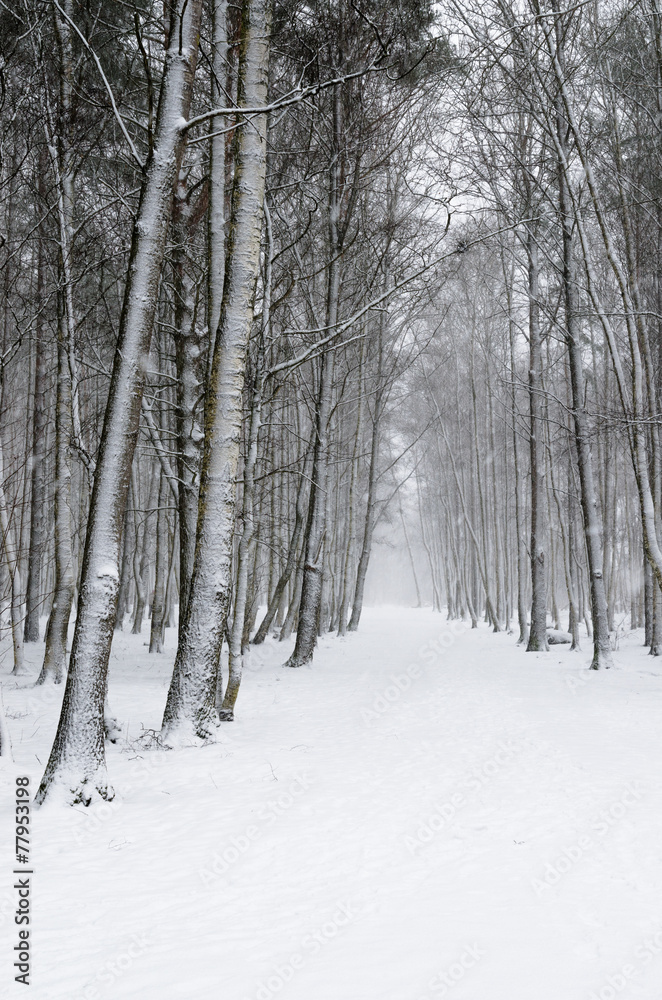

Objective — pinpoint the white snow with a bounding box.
[2,607,662,999]
[95,565,119,581]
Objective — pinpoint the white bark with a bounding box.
[162,0,272,742]
[36,0,203,805]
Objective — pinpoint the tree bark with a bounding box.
[252,445,311,643]
[162,0,271,742]
[36,0,203,805]
[24,160,49,643]
[149,472,168,654]
[37,308,74,684]
[525,235,548,653]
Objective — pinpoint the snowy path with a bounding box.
[2,608,662,1000]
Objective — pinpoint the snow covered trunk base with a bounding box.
[218,650,242,721]
[36,764,112,808]
[589,631,613,671]
[286,566,322,667]
[35,571,119,805]
[161,587,226,743]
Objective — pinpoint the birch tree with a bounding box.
[162,0,272,741]
[36,0,203,804]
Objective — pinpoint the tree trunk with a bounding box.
[162,0,271,742]
[36,0,203,805]
[526,235,548,653]
[337,340,365,635]
[37,312,75,685]
[252,445,311,643]
[149,472,168,654]
[24,161,49,643]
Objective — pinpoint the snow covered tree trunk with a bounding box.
[37,313,74,685]
[149,472,168,654]
[348,309,384,633]
[525,235,548,653]
[24,165,48,644]
[506,285,529,646]
[280,563,303,642]
[35,0,203,805]
[38,1,79,682]
[252,445,312,644]
[0,436,25,676]
[172,169,205,622]
[115,479,135,631]
[565,441,581,650]
[287,84,345,666]
[561,235,613,669]
[285,347,336,666]
[337,339,364,636]
[162,0,271,742]
[219,200,272,718]
[219,373,263,719]
[131,463,158,634]
[208,0,227,344]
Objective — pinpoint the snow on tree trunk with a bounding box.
[0,436,25,676]
[552,17,613,670]
[24,167,48,644]
[36,0,80,680]
[349,297,385,633]
[208,0,227,346]
[285,346,335,666]
[37,320,74,684]
[173,167,205,622]
[35,0,203,806]
[286,83,344,667]
[149,472,168,654]
[219,381,262,720]
[526,235,549,654]
[161,0,272,743]
[253,444,312,644]
[219,203,271,718]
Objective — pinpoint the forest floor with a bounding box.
[2,607,662,1000]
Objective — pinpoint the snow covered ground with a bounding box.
[2,607,662,1000]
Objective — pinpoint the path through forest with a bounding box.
[2,608,662,999]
